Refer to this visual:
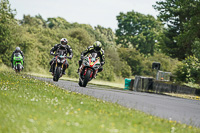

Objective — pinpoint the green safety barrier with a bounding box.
[124,78,132,90]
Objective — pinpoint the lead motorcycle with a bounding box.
[51,50,70,82]
[78,53,101,87]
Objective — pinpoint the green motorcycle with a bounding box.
[13,53,24,72]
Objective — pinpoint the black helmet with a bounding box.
[60,38,68,45]
[93,41,102,52]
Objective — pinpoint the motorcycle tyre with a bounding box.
[17,64,21,73]
[54,67,61,82]
[82,69,91,87]
[78,78,83,87]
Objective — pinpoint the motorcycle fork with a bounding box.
[90,71,93,78]
[54,60,57,74]
[55,57,58,67]
[93,70,97,77]
[83,69,87,76]
[83,68,93,78]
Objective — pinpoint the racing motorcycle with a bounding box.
[78,53,101,87]
[13,53,24,73]
[51,50,70,82]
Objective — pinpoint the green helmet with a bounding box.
[93,41,102,52]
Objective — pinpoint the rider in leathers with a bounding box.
[77,41,105,74]
[49,38,73,75]
[11,47,24,68]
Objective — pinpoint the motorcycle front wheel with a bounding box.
[54,67,61,82]
[17,64,21,73]
[82,69,91,87]
[78,78,83,87]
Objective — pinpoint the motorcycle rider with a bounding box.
[49,38,73,75]
[77,41,105,74]
[11,47,24,68]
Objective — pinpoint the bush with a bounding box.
[175,56,200,84]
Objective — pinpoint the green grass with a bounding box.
[0,71,200,133]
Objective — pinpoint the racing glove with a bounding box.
[81,55,84,60]
[101,62,105,66]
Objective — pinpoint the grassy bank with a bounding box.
[0,71,200,133]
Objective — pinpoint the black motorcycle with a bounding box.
[51,50,70,82]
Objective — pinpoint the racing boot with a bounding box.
[62,66,66,75]
[11,63,14,69]
[62,71,66,75]
[77,66,81,73]
[94,74,97,79]
[77,68,80,73]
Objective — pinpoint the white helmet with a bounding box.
[60,38,68,45]
[16,47,21,51]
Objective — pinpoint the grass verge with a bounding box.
[0,71,200,133]
[164,93,200,101]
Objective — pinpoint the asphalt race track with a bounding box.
[35,77,200,127]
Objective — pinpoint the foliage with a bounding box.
[46,17,71,29]
[0,0,16,55]
[148,52,180,73]
[118,48,180,77]
[191,38,200,59]
[118,48,146,75]
[106,46,131,78]
[116,11,163,55]
[94,25,116,48]
[0,0,184,82]
[153,0,200,60]
[67,28,95,47]
[175,56,200,84]
[0,1,119,80]
[20,14,47,28]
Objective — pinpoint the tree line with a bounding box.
[0,0,199,84]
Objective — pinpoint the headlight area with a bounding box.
[84,62,89,66]
[57,59,60,63]
[83,60,89,66]
[60,59,65,63]
[57,58,65,63]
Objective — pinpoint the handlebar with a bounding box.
[66,57,72,59]
[51,54,71,59]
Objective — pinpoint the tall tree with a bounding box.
[116,11,163,55]
[20,14,47,28]
[153,0,200,60]
[0,0,16,55]
[46,17,71,29]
